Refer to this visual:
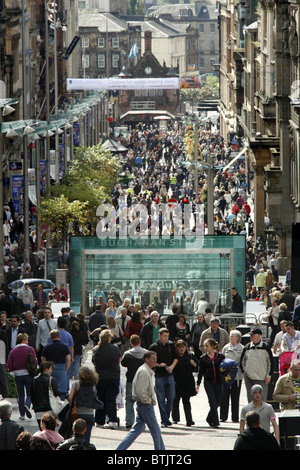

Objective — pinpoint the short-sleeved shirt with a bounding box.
[42,340,70,364]
[240,401,276,432]
[282,331,300,351]
[47,328,74,353]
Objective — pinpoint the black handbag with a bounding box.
[27,349,38,376]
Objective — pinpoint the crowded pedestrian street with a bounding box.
[0,119,298,456]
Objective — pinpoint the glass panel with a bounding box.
[69,236,245,316]
[84,250,231,316]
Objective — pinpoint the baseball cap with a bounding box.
[250,328,262,336]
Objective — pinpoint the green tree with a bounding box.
[39,195,89,252]
[39,143,121,245]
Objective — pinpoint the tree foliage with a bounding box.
[39,143,121,239]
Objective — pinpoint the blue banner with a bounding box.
[12,175,23,214]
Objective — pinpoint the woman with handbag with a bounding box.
[171,340,198,426]
[196,338,225,428]
[7,332,38,420]
[68,366,102,443]
[31,361,60,429]
[92,329,121,429]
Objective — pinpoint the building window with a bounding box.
[98,54,105,68]
[210,24,215,33]
[112,54,119,68]
[210,58,216,68]
[82,54,89,68]
[199,24,204,33]
[82,38,89,48]
[210,41,215,54]
[134,90,141,97]
[112,37,119,47]
[98,37,105,48]
[199,58,205,68]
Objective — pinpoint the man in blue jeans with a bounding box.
[149,328,178,427]
[116,351,165,450]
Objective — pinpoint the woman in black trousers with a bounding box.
[220,330,244,422]
[196,338,225,428]
[171,340,198,426]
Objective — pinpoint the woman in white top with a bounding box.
[220,330,244,423]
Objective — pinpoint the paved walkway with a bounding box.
[5,347,282,452]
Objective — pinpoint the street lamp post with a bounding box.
[206,153,214,235]
[194,117,199,200]
[0,100,18,283]
[22,0,30,261]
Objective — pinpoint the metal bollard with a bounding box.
[295,435,300,450]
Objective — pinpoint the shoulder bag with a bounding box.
[49,376,66,417]
[70,382,79,423]
[27,348,38,377]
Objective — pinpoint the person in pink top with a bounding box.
[7,332,38,420]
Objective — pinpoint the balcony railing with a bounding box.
[130,101,156,110]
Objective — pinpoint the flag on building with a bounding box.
[129,42,139,59]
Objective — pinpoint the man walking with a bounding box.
[234,410,280,451]
[116,351,165,450]
[240,328,273,402]
[149,328,178,427]
[41,329,71,400]
[140,311,165,349]
[121,334,148,428]
[239,384,279,443]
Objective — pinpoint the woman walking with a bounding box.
[92,329,121,429]
[220,330,244,422]
[31,361,60,429]
[7,333,38,420]
[68,366,102,442]
[196,338,225,427]
[172,340,198,426]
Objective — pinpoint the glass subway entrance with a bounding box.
[69,236,246,317]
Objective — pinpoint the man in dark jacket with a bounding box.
[121,334,148,428]
[233,410,280,450]
[56,418,96,450]
[149,328,178,427]
[0,400,24,450]
[231,287,243,313]
[88,305,106,344]
[140,311,165,349]
[20,311,37,348]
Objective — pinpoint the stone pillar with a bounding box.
[253,164,265,239]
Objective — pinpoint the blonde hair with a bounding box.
[98,329,112,347]
[272,290,282,301]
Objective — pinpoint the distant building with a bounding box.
[78,13,141,78]
[119,31,180,125]
[147,1,220,76]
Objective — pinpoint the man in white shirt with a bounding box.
[281,321,300,357]
[116,351,165,450]
[35,307,57,358]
